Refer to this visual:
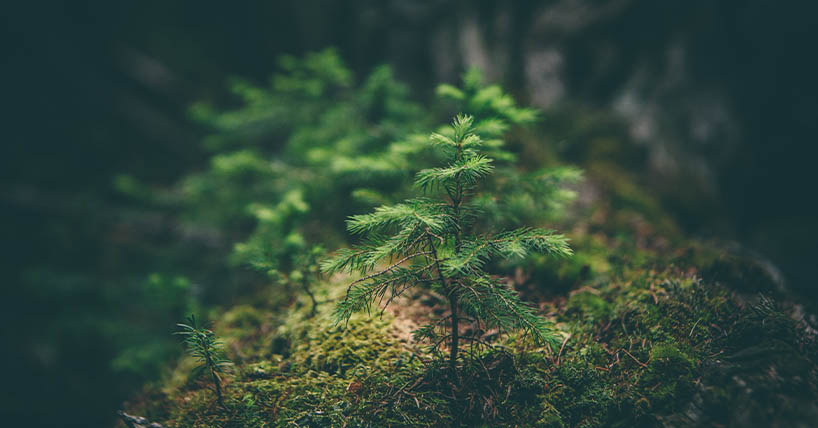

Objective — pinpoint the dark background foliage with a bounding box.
[2,1,817,426]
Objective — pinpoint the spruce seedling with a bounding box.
[175,315,232,408]
[289,245,326,317]
[323,114,572,372]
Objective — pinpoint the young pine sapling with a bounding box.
[289,245,326,317]
[322,114,572,372]
[175,315,232,408]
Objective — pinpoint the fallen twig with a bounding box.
[555,333,571,366]
[621,348,649,368]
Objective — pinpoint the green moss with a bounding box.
[541,360,618,427]
[285,311,408,376]
[638,342,696,411]
[221,305,266,330]
[536,402,566,428]
[536,256,818,427]
[125,246,818,427]
[566,291,611,322]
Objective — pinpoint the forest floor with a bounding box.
[122,168,818,428]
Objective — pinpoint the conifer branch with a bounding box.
[326,113,572,373]
[175,316,232,408]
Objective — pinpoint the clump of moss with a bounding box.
[535,256,818,428]
[566,291,611,322]
[284,312,409,376]
[639,342,697,409]
[123,247,818,428]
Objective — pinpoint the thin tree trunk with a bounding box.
[428,235,459,374]
[204,346,225,408]
[303,279,317,318]
[212,368,224,408]
[449,138,463,374]
[449,294,459,372]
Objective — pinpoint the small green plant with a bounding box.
[436,67,583,229]
[175,315,232,408]
[323,114,573,372]
[289,245,327,317]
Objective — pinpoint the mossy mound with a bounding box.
[121,158,817,427]
[122,250,818,427]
